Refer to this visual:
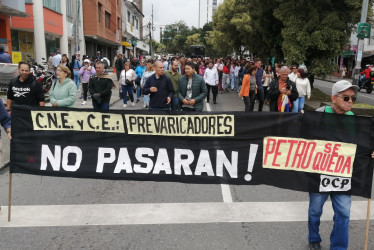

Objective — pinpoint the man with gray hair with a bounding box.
[267,66,298,112]
[88,61,113,110]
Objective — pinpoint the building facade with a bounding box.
[121,0,148,59]
[198,0,224,27]
[8,0,85,64]
[83,0,122,63]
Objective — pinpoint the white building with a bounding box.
[120,0,149,58]
[199,0,224,27]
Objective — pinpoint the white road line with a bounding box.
[0,201,372,227]
[206,100,234,203]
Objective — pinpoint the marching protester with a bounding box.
[135,60,146,103]
[221,60,230,92]
[262,65,274,104]
[204,61,219,104]
[88,62,113,110]
[49,64,77,108]
[79,59,96,105]
[52,50,62,71]
[267,66,298,112]
[60,54,70,67]
[7,62,45,113]
[199,60,207,76]
[143,61,174,110]
[165,59,182,111]
[140,60,155,109]
[178,62,207,112]
[70,55,81,90]
[308,80,374,250]
[239,65,257,112]
[120,62,137,108]
[288,65,298,82]
[214,58,224,93]
[115,53,124,81]
[254,58,265,111]
[292,68,311,113]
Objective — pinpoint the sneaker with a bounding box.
[81,101,86,105]
[88,95,91,99]
[143,103,147,109]
[131,102,135,107]
[309,242,321,250]
[136,99,140,103]
[79,95,83,99]
[123,104,127,108]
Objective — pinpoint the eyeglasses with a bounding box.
[336,95,356,102]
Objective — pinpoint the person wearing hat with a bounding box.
[308,80,374,250]
[79,59,96,105]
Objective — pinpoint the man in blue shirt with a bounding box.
[254,58,264,111]
[0,47,11,63]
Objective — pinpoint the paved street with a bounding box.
[0,76,373,250]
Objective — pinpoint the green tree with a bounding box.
[274,0,366,76]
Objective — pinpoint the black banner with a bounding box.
[10,105,374,198]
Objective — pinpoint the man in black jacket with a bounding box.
[89,62,113,110]
[7,62,45,114]
[267,66,298,112]
[143,61,174,110]
[115,54,123,81]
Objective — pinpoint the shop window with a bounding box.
[105,11,111,29]
[136,18,138,30]
[117,17,121,29]
[127,11,131,23]
[66,0,73,17]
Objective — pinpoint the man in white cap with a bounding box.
[308,80,374,250]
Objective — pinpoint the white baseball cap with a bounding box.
[332,80,359,96]
[84,59,90,63]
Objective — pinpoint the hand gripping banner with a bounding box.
[10,105,374,198]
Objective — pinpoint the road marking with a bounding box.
[206,100,234,203]
[0,201,372,227]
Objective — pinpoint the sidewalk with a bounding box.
[315,75,352,83]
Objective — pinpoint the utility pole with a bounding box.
[151,4,154,57]
[353,0,369,86]
[160,27,163,43]
[207,0,209,24]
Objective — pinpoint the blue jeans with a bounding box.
[73,70,80,89]
[171,97,180,111]
[308,193,351,249]
[230,75,237,89]
[136,84,141,99]
[121,84,134,104]
[92,100,109,110]
[143,94,149,105]
[292,97,306,112]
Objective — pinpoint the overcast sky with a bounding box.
[143,0,201,41]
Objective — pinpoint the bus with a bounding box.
[189,45,205,58]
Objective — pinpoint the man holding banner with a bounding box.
[308,80,374,250]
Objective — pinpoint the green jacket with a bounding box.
[164,70,181,97]
[177,74,208,111]
[50,78,77,108]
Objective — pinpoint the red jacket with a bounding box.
[360,68,372,78]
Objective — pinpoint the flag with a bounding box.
[280,94,290,112]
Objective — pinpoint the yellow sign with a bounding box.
[125,114,234,137]
[263,136,357,178]
[31,111,125,133]
[122,41,131,47]
[12,51,22,64]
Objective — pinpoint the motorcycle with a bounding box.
[358,71,374,94]
[27,56,54,93]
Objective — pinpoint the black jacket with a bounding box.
[7,75,45,106]
[267,78,298,112]
[143,74,174,109]
[88,76,113,103]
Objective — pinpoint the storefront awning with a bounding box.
[122,41,132,47]
[0,3,28,17]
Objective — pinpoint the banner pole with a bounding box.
[364,198,371,250]
[8,172,12,222]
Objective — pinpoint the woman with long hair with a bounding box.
[263,65,274,104]
[140,60,155,109]
[292,68,311,112]
[239,65,257,112]
[70,55,81,90]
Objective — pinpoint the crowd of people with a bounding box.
[1,50,373,250]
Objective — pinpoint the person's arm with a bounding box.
[288,81,299,102]
[193,77,208,103]
[306,79,311,99]
[177,78,185,102]
[0,99,11,138]
[267,79,281,100]
[142,78,151,95]
[35,81,46,107]
[88,78,95,96]
[167,78,175,102]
